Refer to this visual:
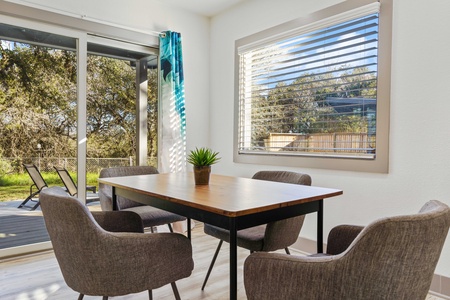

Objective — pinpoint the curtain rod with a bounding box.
[4,0,166,37]
[79,15,166,37]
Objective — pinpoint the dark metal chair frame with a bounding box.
[18,163,48,210]
[54,166,98,204]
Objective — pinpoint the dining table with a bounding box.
[98,172,343,300]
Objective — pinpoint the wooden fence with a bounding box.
[264,132,375,153]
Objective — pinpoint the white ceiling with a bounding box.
[161,0,248,17]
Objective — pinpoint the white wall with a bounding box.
[209,0,450,277]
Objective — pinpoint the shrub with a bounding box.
[0,159,12,177]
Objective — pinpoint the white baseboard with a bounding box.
[0,241,52,260]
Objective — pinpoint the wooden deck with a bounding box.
[0,199,100,250]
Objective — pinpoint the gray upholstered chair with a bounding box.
[244,200,450,300]
[201,170,312,290]
[40,186,194,300]
[99,166,186,232]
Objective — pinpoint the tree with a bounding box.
[86,55,136,158]
[0,43,77,158]
[0,40,159,163]
[248,66,376,147]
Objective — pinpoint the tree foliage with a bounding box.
[250,66,376,147]
[0,41,158,162]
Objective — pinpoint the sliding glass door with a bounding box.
[0,15,158,256]
[85,36,158,189]
[0,16,86,256]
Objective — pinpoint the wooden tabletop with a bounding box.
[98,172,343,217]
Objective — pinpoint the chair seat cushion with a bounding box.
[123,206,186,228]
[204,223,266,251]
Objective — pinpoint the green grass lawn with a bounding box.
[0,172,99,202]
[0,185,31,202]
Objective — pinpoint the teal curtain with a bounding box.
[159,31,186,172]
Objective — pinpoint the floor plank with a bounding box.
[1,206,446,300]
[1,221,287,300]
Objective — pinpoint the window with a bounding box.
[234,0,392,173]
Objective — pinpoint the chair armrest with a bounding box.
[326,224,364,255]
[92,211,144,233]
[87,232,194,291]
[244,252,337,300]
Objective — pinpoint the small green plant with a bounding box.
[187,147,220,167]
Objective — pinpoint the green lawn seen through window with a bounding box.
[0,172,99,202]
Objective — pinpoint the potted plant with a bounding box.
[187,147,221,185]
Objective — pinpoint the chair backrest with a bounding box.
[99,166,159,211]
[39,186,111,292]
[23,163,47,191]
[334,200,450,299]
[252,170,312,251]
[54,166,78,196]
[40,186,194,298]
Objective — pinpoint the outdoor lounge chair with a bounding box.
[18,163,47,210]
[54,166,99,204]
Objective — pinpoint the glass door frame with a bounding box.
[0,13,87,257]
[0,5,159,258]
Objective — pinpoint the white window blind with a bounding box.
[238,3,380,159]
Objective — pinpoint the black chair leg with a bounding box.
[17,197,31,208]
[171,282,181,300]
[149,289,153,300]
[168,220,192,237]
[18,190,40,210]
[30,200,40,210]
[78,294,84,300]
[201,240,223,290]
[285,247,290,254]
[102,297,108,300]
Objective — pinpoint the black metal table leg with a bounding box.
[187,218,191,240]
[317,199,324,253]
[229,218,237,300]
[112,186,118,211]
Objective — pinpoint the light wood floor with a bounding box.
[1,222,447,300]
[0,222,297,300]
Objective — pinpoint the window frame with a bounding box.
[233,0,392,173]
